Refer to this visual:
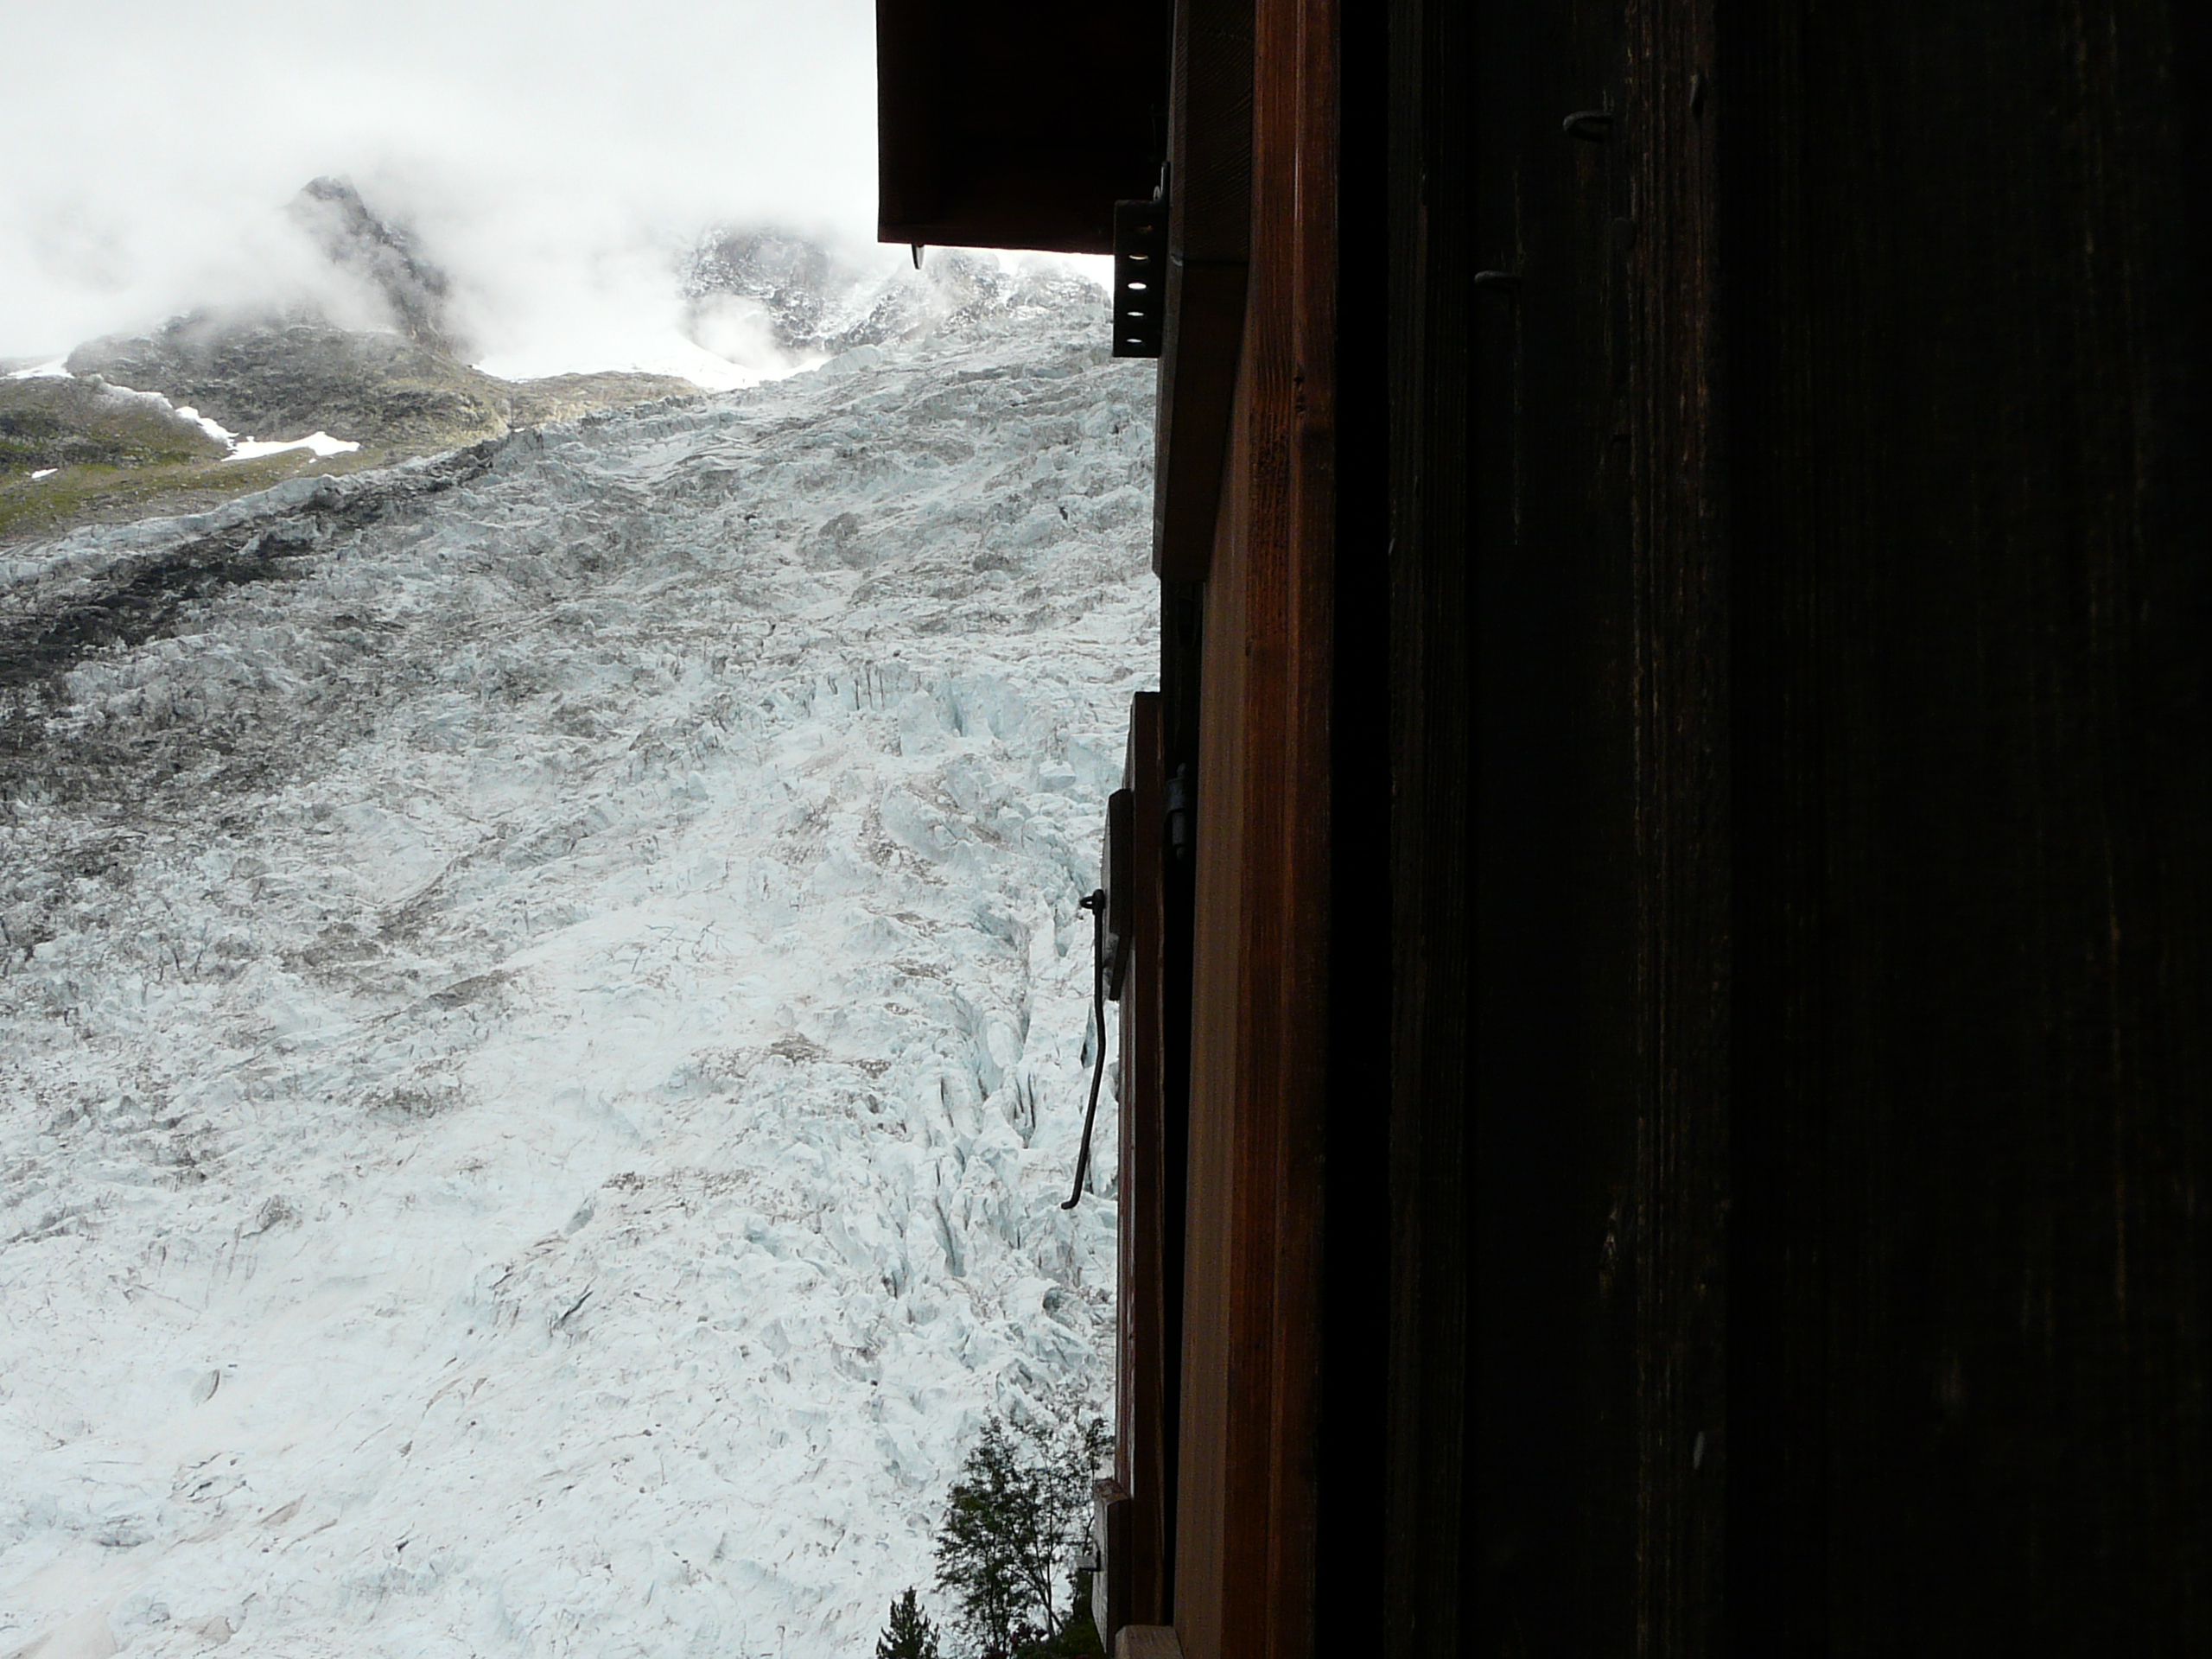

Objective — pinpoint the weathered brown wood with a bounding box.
[1622,0,1730,1651]
[1174,362,1252,1659]
[1382,0,1733,1650]
[1154,0,1255,581]
[1172,0,1337,1652]
[1264,0,1336,1652]
[877,0,2212,1649]
[1118,1626,1187,1659]
[1117,692,1173,1635]
[1389,0,1647,1645]
[1722,2,2212,1649]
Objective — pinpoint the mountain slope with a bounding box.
[0,272,1151,1659]
[3,327,697,550]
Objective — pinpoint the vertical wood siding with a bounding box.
[1171,0,1338,1655]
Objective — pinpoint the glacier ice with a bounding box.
[0,275,1153,1658]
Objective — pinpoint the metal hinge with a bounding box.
[1165,764,1194,865]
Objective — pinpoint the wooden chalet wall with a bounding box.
[1372,0,2211,1655]
[1378,0,1726,1648]
[1718,4,2211,1649]
[882,1,2209,1654]
[1142,0,2209,1652]
[1166,0,1338,1651]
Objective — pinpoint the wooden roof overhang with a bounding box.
[874,1,1173,255]
[876,0,1252,584]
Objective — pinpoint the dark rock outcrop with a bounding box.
[64,315,696,458]
[289,175,461,353]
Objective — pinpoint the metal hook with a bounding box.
[1063,889,1109,1211]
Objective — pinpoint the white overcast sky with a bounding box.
[1,0,887,371]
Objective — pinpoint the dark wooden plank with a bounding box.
[1155,582,1200,1630]
[1722,2,2212,1649]
[1313,0,1393,1642]
[1152,0,2207,1651]
[1263,1,1338,1653]
[1117,692,1173,1635]
[1154,264,1248,582]
[1462,0,1649,1643]
[1387,0,1658,1646]
[1172,2,1337,1654]
[1718,8,1840,1645]
[874,0,1171,252]
[1154,0,1254,581]
[1384,0,1733,1650]
[1621,0,1730,1650]
[1381,0,1476,1647]
[1173,367,1254,1659]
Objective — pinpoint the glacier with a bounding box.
[0,270,1153,1658]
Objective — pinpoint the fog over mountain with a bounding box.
[1,1,896,374]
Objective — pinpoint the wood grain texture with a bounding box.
[1117,692,1173,1634]
[1154,0,2207,1650]
[1264,0,1337,1653]
[1621,0,1730,1651]
[1172,0,1337,1654]
[1383,0,1669,1649]
[1722,1,2212,1649]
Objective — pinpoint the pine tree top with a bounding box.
[877,1586,940,1659]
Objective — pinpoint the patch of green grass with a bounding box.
[4,325,701,546]
[0,447,386,543]
[0,378,225,474]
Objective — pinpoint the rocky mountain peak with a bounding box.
[288,175,461,354]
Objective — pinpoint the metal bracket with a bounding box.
[1103,786,1135,1000]
[1113,200,1167,358]
[1165,765,1194,866]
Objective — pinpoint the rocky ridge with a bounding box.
[288,175,462,355]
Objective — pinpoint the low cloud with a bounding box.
[2,0,886,372]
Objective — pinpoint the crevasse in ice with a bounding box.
[0,270,1152,1658]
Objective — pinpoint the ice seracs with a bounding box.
[0,269,1150,1659]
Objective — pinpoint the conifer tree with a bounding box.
[932,1413,1110,1657]
[875,1586,941,1659]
